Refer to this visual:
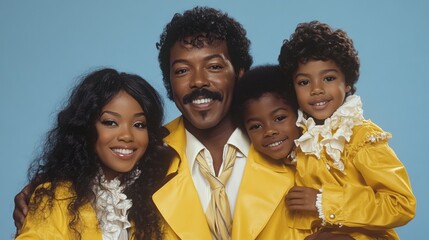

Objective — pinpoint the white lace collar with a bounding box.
[91,168,141,240]
[294,95,364,171]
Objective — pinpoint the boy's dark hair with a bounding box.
[278,20,360,95]
[232,64,298,130]
[156,6,253,100]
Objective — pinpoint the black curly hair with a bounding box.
[26,68,170,239]
[156,6,253,100]
[278,20,360,95]
[232,64,298,131]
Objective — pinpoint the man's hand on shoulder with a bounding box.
[13,184,31,233]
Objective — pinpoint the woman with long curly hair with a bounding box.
[16,68,170,240]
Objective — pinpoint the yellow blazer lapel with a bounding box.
[232,145,295,239]
[153,117,212,239]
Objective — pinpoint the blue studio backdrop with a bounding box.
[1,1,427,239]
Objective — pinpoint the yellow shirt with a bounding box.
[292,120,416,239]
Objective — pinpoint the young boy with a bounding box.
[233,64,300,164]
[233,64,314,239]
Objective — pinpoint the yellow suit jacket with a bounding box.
[16,182,102,240]
[153,117,303,239]
[292,120,416,239]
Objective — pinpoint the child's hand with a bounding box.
[285,186,319,211]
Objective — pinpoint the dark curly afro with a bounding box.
[157,6,253,100]
[278,20,360,95]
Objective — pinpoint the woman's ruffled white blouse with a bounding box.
[91,169,140,240]
[294,95,364,171]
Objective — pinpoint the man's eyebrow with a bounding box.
[171,53,226,67]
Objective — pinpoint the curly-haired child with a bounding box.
[278,21,416,239]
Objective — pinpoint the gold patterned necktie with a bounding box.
[195,145,237,240]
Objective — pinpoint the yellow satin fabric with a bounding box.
[196,146,237,239]
[232,145,307,240]
[16,182,103,240]
[156,117,305,239]
[291,120,416,239]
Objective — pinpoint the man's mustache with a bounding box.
[183,88,223,104]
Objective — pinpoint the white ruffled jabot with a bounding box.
[294,95,364,171]
[92,169,141,240]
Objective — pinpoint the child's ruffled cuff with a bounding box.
[315,188,326,226]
